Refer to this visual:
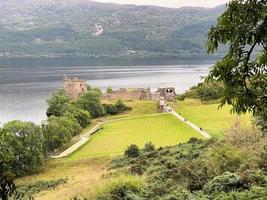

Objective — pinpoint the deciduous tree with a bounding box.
[207,0,267,115]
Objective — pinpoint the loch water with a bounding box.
[0,57,215,124]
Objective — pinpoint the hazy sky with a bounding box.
[93,0,228,8]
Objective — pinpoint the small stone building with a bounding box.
[102,87,151,101]
[64,76,87,99]
[156,87,176,101]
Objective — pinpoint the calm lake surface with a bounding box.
[0,57,215,124]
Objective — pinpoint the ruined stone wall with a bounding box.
[157,87,176,101]
[102,88,151,101]
[64,77,87,99]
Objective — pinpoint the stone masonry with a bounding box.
[64,76,87,99]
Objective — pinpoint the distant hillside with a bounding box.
[0,0,226,58]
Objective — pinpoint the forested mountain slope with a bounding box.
[0,0,225,57]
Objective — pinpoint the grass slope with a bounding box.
[70,113,203,159]
[16,157,111,200]
[104,100,159,120]
[170,99,251,138]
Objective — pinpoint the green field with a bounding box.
[170,99,251,138]
[103,100,159,120]
[69,113,203,160]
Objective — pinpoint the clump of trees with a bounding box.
[103,100,131,115]
[180,81,224,102]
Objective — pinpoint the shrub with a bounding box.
[203,172,246,194]
[240,169,266,187]
[93,176,144,200]
[124,144,140,158]
[196,82,223,101]
[176,94,186,101]
[130,164,145,175]
[144,142,155,152]
[115,100,129,113]
[204,144,245,176]
[17,178,67,196]
[103,104,118,115]
[106,87,113,94]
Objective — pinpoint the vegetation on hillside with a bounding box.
[0,0,225,58]
[178,81,224,102]
[92,123,267,200]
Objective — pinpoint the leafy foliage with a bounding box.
[93,176,144,200]
[63,103,91,128]
[203,172,246,194]
[77,90,104,118]
[43,116,82,153]
[124,145,140,158]
[207,0,267,115]
[0,121,45,176]
[103,100,130,115]
[183,81,224,101]
[46,90,70,117]
[144,142,155,152]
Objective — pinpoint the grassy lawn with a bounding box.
[102,100,159,120]
[169,99,251,138]
[69,113,204,160]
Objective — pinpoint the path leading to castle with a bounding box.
[162,101,211,139]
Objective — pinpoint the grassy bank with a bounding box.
[170,99,251,138]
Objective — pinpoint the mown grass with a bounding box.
[170,99,251,138]
[69,113,204,160]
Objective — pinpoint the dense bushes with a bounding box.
[77,90,104,118]
[182,81,224,102]
[46,90,70,117]
[43,116,82,153]
[93,176,144,200]
[103,100,130,115]
[63,103,91,128]
[124,144,140,158]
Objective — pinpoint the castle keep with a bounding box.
[64,76,87,99]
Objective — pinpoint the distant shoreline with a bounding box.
[0,56,220,67]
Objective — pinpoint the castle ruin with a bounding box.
[102,87,151,101]
[102,87,176,101]
[64,76,87,99]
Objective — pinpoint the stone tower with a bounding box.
[64,76,87,99]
